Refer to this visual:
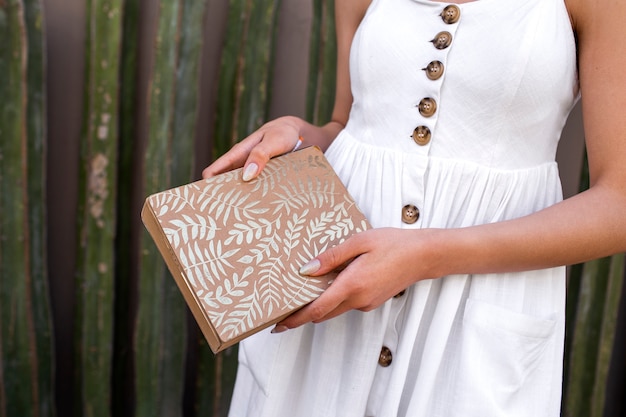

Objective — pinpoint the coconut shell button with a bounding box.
[379,346,393,367]
[430,31,452,50]
[418,98,437,117]
[423,60,444,80]
[441,4,461,24]
[412,126,431,146]
[402,204,420,224]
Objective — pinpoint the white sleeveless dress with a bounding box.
[228,0,579,415]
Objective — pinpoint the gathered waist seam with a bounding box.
[330,129,560,175]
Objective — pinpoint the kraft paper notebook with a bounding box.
[141,146,370,353]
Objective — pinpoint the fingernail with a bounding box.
[242,163,258,182]
[271,324,289,334]
[299,259,321,276]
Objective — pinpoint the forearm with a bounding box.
[429,184,626,278]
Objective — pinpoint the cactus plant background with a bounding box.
[0,0,624,416]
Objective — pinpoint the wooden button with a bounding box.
[423,60,444,80]
[412,126,431,146]
[418,97,437,117]
[431,31,452,49]
[402,204,420,224]
[441,5,461,24]
[379,346,393,367]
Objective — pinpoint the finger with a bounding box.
[299,233,367,277]
[201,135,261,178]
[241,133,300,181]
[275,258,372,330]
[275,283,348,330]
[311,302,353,323]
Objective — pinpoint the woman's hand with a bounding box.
[201,115,345,181]
[201,0,370,182]
[272,228,442,332]
[202,116,303,181]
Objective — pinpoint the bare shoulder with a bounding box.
[565,0,626,39]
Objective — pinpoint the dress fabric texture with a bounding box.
[228,0,579,415]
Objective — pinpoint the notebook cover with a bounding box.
[141,146,370,353]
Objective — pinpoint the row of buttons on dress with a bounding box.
[400,5,460,229]
[411,4,460,148]
[381,4,462,371]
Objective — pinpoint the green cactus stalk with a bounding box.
[135,0,207,415]
[135,1,183,415]
[563,254,625,417]
[195,342,239,417]
[212,0,281,159]
[23,0,55,415]
[590,254,624,415]
[0,3,30,414]
[112,0,139,413]
[306,0,337,125]
[195,1,281,415]
[170,0,207,186]
[74,0,124,415]
[0,0,53,416]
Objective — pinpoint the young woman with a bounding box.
[203,0,626,415]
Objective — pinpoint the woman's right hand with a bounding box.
[201,116,303,181]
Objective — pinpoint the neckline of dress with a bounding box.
[421,0,536,9]
[409,0,499,8]
[431,0,477,3]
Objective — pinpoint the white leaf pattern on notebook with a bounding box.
[143,147,370,351]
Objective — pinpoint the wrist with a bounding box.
[413,227,473,279]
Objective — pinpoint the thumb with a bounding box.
[299,235,364,276]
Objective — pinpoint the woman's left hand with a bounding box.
[273,227,440,332]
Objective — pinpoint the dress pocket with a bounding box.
[451,298,558,417]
